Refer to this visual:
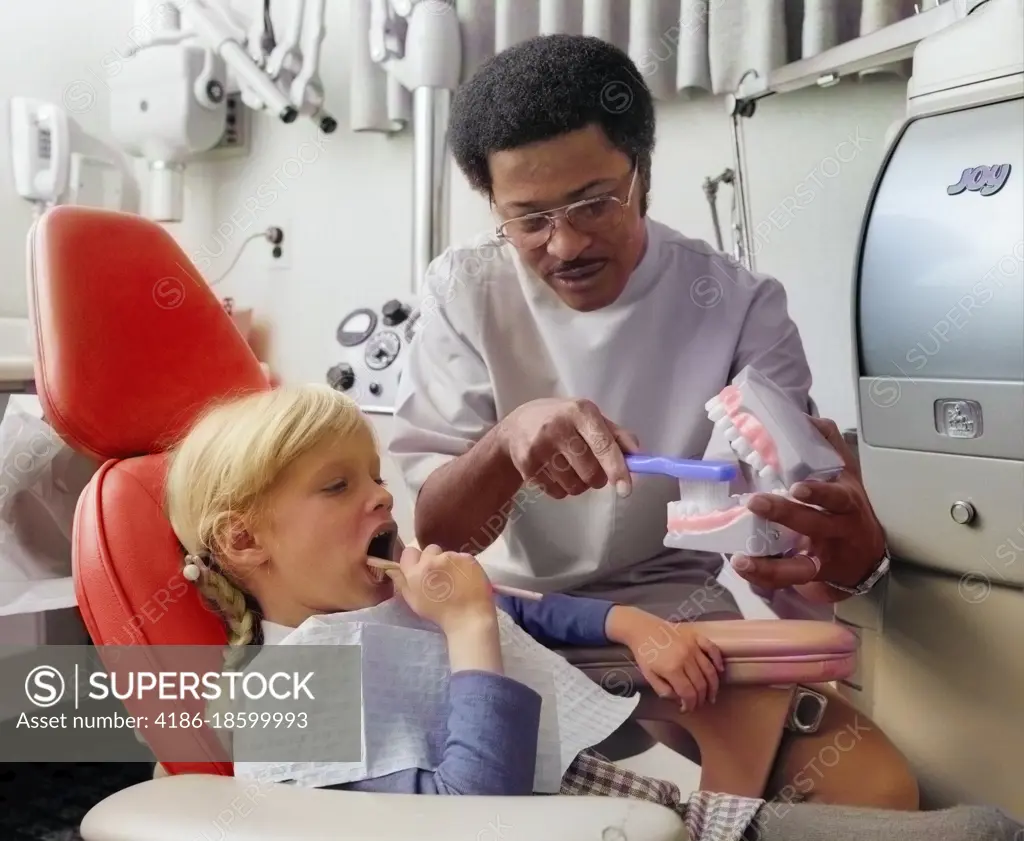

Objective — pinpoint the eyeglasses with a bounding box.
[495,165,638,250]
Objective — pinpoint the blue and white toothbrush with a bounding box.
[624,454,738,511]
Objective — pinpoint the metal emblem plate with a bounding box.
[946,164,1011,197]
[934,399,983,439]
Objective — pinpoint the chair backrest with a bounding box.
[27,206,271,775]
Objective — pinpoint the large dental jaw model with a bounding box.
[628,366,845,557]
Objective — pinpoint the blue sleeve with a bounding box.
[327,671,542,796]
[494,593,614,647]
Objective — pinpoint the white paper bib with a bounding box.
[233,598,639,792]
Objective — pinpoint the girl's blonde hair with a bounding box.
[166,384,372,663]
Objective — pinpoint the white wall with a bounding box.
[1,2,123,314]
[0,1,908,539]
[0,1,219,316]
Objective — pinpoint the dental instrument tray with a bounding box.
[627,366,845,557]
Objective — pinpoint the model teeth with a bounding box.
[676,499,737,515]
[733,438,753,458]
[670,497,740,518]
[706,403,785,493]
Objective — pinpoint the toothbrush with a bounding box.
[625,454,739,510]
[366,558,544,601]
[625,454,737,481]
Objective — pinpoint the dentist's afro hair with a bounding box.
[448,34,656,198]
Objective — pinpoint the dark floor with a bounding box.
[0,764,152,840]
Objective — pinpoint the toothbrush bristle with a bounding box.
[677,478,733,511]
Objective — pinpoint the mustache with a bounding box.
[551,258,607,274]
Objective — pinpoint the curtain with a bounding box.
[350,0,921,133]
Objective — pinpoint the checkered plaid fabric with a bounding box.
[560,749,764,841]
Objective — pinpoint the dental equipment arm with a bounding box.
[110,0,335,221]
[702,168,735,257]
[368,0,462,293]
[166,0,333,129]
[368,0,462,91]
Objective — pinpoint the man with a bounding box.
[389,34,914,808]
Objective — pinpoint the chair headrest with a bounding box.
[27,206,270,461]
[74,451,233,774]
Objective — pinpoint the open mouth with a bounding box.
[366,524,398,583]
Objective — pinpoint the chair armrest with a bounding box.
[563,619,858,686]
[80,775,689,841]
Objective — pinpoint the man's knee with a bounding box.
[855,746,919,810]
[773,690,920,809]
[826,694,919,809]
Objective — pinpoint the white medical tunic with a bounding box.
[389,218,814,618]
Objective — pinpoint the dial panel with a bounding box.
[328,301,415,414]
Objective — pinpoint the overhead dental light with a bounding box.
[367,0,462,293]
[110,0,336,222]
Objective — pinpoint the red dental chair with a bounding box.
[27,206,858,841]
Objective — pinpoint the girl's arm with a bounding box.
[332,672,541,795]
[495,593,616,647]
[329,615,542,796]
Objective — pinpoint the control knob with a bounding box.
[382,299,410,326]
[950,501,976,525]
[327,363,355,391]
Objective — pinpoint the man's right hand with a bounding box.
[498,397,641,500]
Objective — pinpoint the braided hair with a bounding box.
[181,551,260,670]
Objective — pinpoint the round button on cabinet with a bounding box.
[950,501,975,525]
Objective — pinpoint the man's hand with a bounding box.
[498,397,641,500]
[729,416,886,600]
[606,607,724,711]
